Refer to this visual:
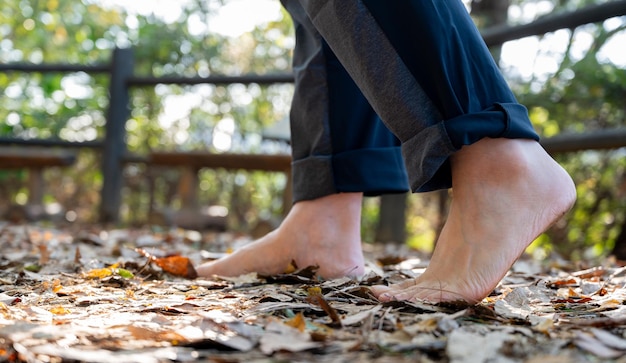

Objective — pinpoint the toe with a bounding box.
[369,285,393,301]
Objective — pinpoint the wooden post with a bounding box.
[100,47,133,223]
[178,166,200,211]
[375,193,408,244]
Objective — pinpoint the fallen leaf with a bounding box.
[49,306,70,315]
[38,244,49,265]
[376,255,405,266]
[551,297,592,304]
[340,305,382,326]
[74,247,81,265]
[284,260,297,274]
[259,321,321,354]
[285,312,307,332]
[117,268,134,279]
[494,299,531,320]
[127,325,188,344]
[447,328,513,363]
[547,278,577,288]
[215,272,260,285]
[85,267,113,279]
[590,328,626,350]
[0,293,20,305]
[572,267,605,279]
[575,331,624,359]
[306,293,342,327]
[530,316,555,334]
[153,255,198,279]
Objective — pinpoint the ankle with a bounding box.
[288,193,363,229]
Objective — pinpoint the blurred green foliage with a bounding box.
[511,5,626,259]
[0,0,625,260]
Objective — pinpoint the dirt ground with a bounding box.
[1,222,626,363]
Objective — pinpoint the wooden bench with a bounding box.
[146,151,292,231]
[0,146,76,221]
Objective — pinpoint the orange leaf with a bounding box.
[153,256,198,279]
[547,278,577,288]
[85,268,113,279]
[284,260,297,274]
[285,312,307,332]
[50,306,70,315]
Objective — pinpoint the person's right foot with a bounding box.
[372,138,576,304]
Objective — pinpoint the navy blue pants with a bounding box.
[282,0,539,202]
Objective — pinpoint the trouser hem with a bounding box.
[292,146,409,202]
[406,103,540,192]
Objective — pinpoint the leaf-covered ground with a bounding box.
[1,222,626,363]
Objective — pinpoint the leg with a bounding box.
[297,0,576,302]
[196,0,409,279]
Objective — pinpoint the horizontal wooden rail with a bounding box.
[482,0,626,46]
[128,73,294,86]
[0,63,110,73]
[148,151,292,172]
[541,128,626,154]
[0,147,76,168]
[0,137,103,148]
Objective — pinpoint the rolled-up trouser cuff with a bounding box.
[444,102,540,149]
[406,103,541,193]
[292,146,409,202]
[403,123,456,193]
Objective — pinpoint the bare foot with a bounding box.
[196,193,365,279]
[372,138,576,304]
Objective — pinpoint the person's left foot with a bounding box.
[195,193,366,280]
[372,138,576,304]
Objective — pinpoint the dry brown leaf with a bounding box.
[127,325,188,344]
[73,247,81,265]
[572,267,606,279]
[376,255,405,266]
[38,244,49,265]
[306,293,342,327]
[547,278,577,288]
[153,255,198,279]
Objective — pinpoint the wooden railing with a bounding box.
[1,0,625,224]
